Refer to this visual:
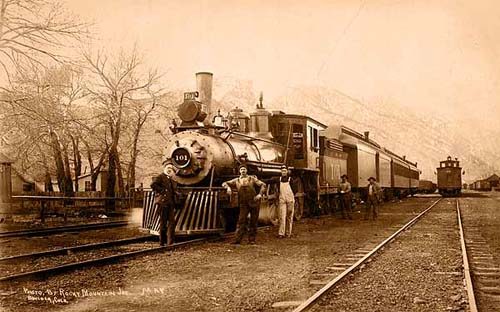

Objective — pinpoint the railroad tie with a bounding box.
[433,271,462,276]
[474,272,500,277]
[474,267,500,273]
[309,280,327,286]
[330,263,353,267]
[326,266,349,271]
[271,301,304,309]
[479,287,500,295]
[313,273,337,277]
[472,256,494,260]
[475,278,499,287]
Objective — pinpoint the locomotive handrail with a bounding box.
[219,129,240,171]
[11,195,131,200]
[220,130,286,147]
[177,186,226,190]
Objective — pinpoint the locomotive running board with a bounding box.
[142,190,224,236]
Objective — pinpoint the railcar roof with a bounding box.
[272,113,327,128]
[341,126,381,148]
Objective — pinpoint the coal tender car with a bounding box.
[436,156,463,196]
[418,180,437,194]
[142,72,420,236]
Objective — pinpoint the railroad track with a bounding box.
[0,235,207,283]
[458,198,500,311]
[0,221,129,238]
[0,226,268,284]
[288,197,499,311]
[290,198,444,312]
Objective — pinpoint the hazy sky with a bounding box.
[65,0,500,126]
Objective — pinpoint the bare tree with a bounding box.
[1,63,86,197]
[80,131,108,192]
[0,0,89,81]
[83,48,162,208]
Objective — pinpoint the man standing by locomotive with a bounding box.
[222,164,266,244]
[339,174,353,220]
[365,177,381,220]
[151,173,178,246]
[277,165,295,238]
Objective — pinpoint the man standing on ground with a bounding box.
[277,165,295,238]
[151,173,178,246]
[365,177,381,220]
[339,174,353,219]
[222,164,266,244]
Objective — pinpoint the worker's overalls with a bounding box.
[278,177,295,237]
[235,182,259,243]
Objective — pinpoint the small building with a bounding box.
[0,152,13,204]
[11,168,42,195]
[74,170,109,192]
[485,174,499,189]
[49,170,112,193]
[473,179,490,191]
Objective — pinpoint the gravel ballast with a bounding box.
[0,197,443,312]
[309,197,467,312]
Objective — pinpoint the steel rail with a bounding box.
[456,199,478,312]
[0,225,273,283]
[292,198,442,312]
[0,235,156,263]
[0,238,208,283]
[0,221,129,238]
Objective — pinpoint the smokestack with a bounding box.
[364,131,369,140]
[196,72,213,125]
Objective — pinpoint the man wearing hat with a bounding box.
[222,164,266,244]
[150,173,178,246]
[366,177,382,220]
[339,174,352,219]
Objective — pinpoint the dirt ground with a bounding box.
[0,197,441,312]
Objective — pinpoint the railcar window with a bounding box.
[308,126,312,148]
[292,124,304,159]
[313,128,319,149]
[277,122,287,135]
[308,126,319,150]
[334,164,340,181]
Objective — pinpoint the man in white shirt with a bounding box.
[276,165,295,238]
[339,174,352,220]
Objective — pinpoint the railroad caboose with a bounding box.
[436,156,463,196]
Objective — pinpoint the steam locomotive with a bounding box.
[142,72,420,236]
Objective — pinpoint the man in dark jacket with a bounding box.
[151,173,178,246]
[365,177,382,220]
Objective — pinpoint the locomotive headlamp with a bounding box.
[171,147,191,169]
